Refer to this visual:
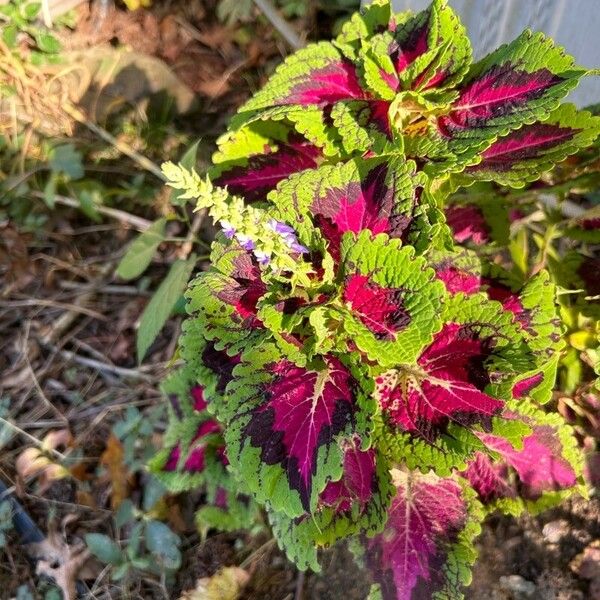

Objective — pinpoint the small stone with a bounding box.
[542,519,569,544]
[499,575,536,598]
[571,540,600,580]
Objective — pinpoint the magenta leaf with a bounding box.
[185,242,268,356]
[462,452,514,504]
[213,136,321,202]
[270,442,393,571]
[462,104,600,186]
[445,204,490,245]
[240,42,366,114]
[435,30,585,151]
[343,274,411,340]
[362,470,481,600]
[149,368,231,493]
[377,321,504,440]
[272,157,434,266]
[464,407,582,512]
[359,0,471,99]
[479,425,577,499]
[224,344,372,516]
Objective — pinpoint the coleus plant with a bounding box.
[151,1,600,598]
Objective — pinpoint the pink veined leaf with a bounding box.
[319,446,377,512]
[191,386,208,412]
[343,274,411,340]
[241,356,358,511]
[512,372,544,399]
[469,122,579,172]
[462,452,514,503]
[214,138,321,202]
[377,323,503,440]
[445,204,490,245]
[434,262,482,295]
[311,162,413,261]
[381,2,455,93]
[164,419,224,474]
[476,424,577,500]
[391,19,429,75]
[438,64,565,136]
[364,471,471,600]
[283,60,366,106]
[215,261,267,327]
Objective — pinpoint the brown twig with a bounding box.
[31,191,153,232]
[253,0,304,50]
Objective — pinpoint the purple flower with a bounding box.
[289,241,309,254]
[221,220,236,239]
[254,250,270,266]
[268,219,295,235]
[237,234,255,251]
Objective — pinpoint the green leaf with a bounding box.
[116,218,167,280]
[144,520,181,570]
[2,25,18,48]
[339,231,446,367]
[85,533,124,565]
[460,104,600,188]
[143,476,167,511]
[35,32,61,54]
[137,254,196,362]
[22,2,41,20]
[77,189,102,223]
[114,499,136,529]
[49,144,83,180]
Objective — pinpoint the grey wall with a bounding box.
[363,0,600,107]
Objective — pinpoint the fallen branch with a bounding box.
[31,191,153,231]
[253,0,304,50]
[49,346,160,382]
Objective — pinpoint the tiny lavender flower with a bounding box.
[220,220,236,239]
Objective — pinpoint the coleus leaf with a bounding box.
[437,30,586,147]
[444,198,510,247]
[271,156,441,263]
[360,0,471,98]
[195,486,259,534]
[507,270,564,403]
[462,104,600,187]
[223,343,374,516]
[339,231,446,366]
[179,318,241,412]
[463,404,583,515]
[330,100,394,155]
[334,0,395,61]
[239,42,366,115]
[359,470,482,600]
[211,121,322,202]
[270,441,393,571]
[431,252,562,403]
[373,293,535,472]
[185,240,268,356]
[148,368,229,493]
